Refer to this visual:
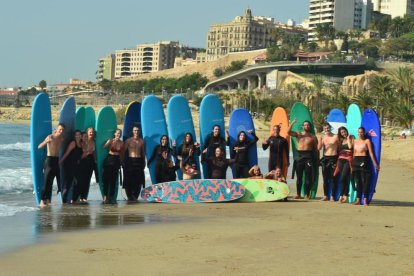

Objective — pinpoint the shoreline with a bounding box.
[0,157,413,275]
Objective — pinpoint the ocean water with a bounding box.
[0,123,294,253]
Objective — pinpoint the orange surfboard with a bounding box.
[268,107,290,178]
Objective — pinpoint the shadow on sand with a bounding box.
[370,199,414,207]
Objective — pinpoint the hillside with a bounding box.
[120,49,267,82]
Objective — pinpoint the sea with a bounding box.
[0,123,294,254]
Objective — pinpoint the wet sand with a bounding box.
[1,140,413,275]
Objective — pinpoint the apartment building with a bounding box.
[308,0,373,41]
[96,54,115,81]
[372,0,414,18]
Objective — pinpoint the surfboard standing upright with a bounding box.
[75,106,86,131]
[326,108,347,200]
[58,97,76,202]
[84,106,96,130]
[123,101,142,142]
[199,94,225,179]
[346,104,362,203]
[30,92,52,205]
[168,95,200,180]
[141,95,168,184]
[228,108,258,177]
[95,106,118,199]
[289,102,319,199]
[361,109,381,204]
[269,107,290,179]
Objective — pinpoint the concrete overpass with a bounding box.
[203,61,367,92]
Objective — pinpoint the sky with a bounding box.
[0,0,309,88]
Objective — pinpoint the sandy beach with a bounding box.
[0,137,413,275]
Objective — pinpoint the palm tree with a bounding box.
[392,104,413,129]
[291,82,308,101]
[311,75,325,113]
[337,93,351,112]
[370,75,394,124]
[352,89,375,110]
[314,23,336,49]
[391,66,414,109]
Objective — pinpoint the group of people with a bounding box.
[38,117,379,207]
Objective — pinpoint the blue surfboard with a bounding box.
[327,108,347,135]
[326,108,346,200]
[199,94,225,179]
[167,95,199,180]
[361,109,381,204]
[30,92,52,205]
[347,104,362,203]
[75,106,86,131]
[141,95,168,184]
[58,97,76,202]
[228,108,258,177]
[123,101,142,141]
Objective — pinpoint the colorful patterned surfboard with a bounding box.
[234,179,290,202]
[141,179,245,203]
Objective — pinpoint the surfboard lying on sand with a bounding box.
[347,104,362,203]
[95,106,118,199]
[361,109,381,204]
[167,95,199,180]
[141,179,245,203]
[141,95,168,184]
[289,102,319,199]
[234,179,289,202]
[199,94,226,179]
[30,92,52,205]
[228,108,258,177]
[269,107,290,178]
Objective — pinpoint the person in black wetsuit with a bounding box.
[75,127,96,203]
[173,132,200,173]
[155,149,180,183]
[288,119,318,200]
[148,135,176,183]
[102,129,123,204]
[334,126,353,203]
[59,130,83,204]
[262,124,289,173]
[121,126,146,202]
[318,123,340,201]
[352,127,380,206]
[202,125,228,177]
[37,123,65,207]
[201,146,235,179]
[232,130,259,178]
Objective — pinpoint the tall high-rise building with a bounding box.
[308,0,373,41]
[372,0,414,18]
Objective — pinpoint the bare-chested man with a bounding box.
[37,123,65,207]
[318,123,340,201]
[122,126,146,202]
[288,119,318,200]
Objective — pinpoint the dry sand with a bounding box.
[0,138,413,275]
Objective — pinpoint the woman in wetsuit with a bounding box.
[148,135,176,183]
[201,146,235,179]
[352,127,380,206]
[155,149,180,183]
[334,126,353,203]
[173,132,200,173]
[203,125,228,177]
[102,129,123,204]
[75,127,96,203]
[233,130,259,178]
[59,130,83,204]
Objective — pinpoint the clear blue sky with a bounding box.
[0,0,309,88]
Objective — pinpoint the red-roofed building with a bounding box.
[293,51,332,62]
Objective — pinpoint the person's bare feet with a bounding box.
[353,199,361,205]
[363,198,369,206]
[342,196,348,203]
[330,196,334,202]
[337,196,343,203]
[39,200,47,208]
[321,196,328,201]
[294,195,302,199]
[304,195,310,201]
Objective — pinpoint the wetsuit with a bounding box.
[155,159,179,183]
[335,143,352,198]
[320,155,338,198]
[262,135,289,172]
[102,150,121,201]
[203,134,227,177]
[123,157,145,201]
[201,153,235,179]
[294,150,314,196]
[233,133,259,178]
[41,156,60,202]
[175,143,200,168]
[148,144,175,184]
[61,143,82,203]
[75,154,95,201]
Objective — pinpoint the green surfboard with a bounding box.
[235,179,289,202]
[95,106,118,199]
[289,102,319,199]
[84,106,96,130]
[75,106,86,131]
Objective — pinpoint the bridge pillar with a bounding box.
[236,79,245,90]
[257,74,265,90]
[247,76,258,91]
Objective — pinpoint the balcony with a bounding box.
[121,57,131,62]
[143,57,152,61]
[121,53,131,57]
